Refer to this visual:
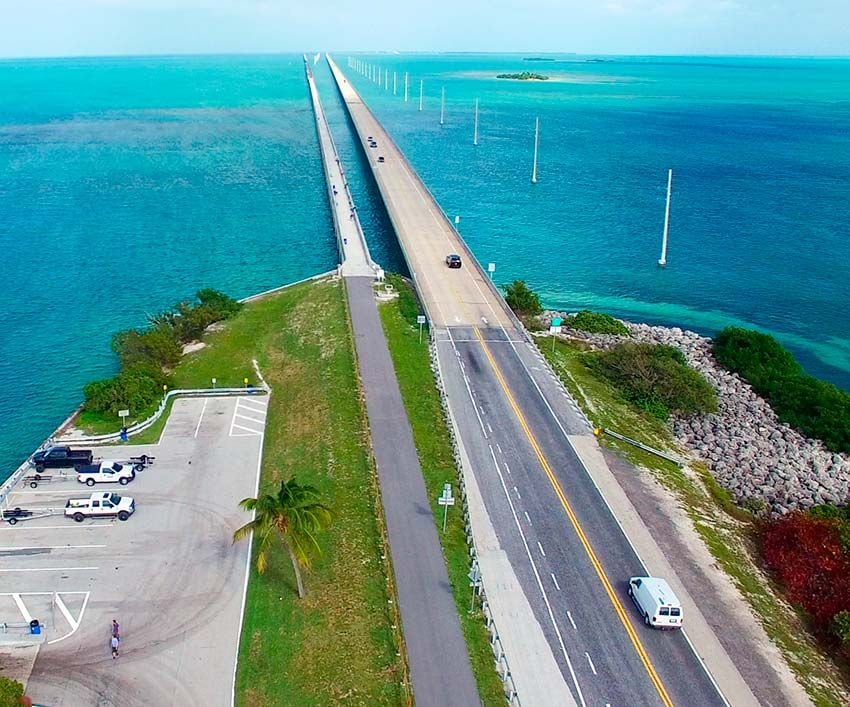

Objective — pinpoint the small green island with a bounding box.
[496,71,549,81]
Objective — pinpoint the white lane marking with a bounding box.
[537,541,546,557]
[585,652,597,676]
[0,524,113,531]
[0,566,98,572]
[54,593,79,631]
[194,398,208,438]
[524,511,532,526]
[567,610,577,630]
[513,486,521,500]
[12,593,32,623]
[238,398,267,411]
[551,573,562,591]
[486,422,493,434]
[496,443,502,454]
[0,545,106,551]
[230,423,261,437]
[483,443,586,705]
[503,462,511,475]
[234,413,265,425]
[48,591,90,645]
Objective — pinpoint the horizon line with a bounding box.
[2,50,850,62]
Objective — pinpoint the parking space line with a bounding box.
[11,488,123,495]
[12,593,33,623]
[0,544,106,552]
[54,594,79,631]
[237,400,267,414]
[234,412,265,425]
[230,424,261,437]
[0,566,98,573]
[0,524,113,531]
[194,399,208,438]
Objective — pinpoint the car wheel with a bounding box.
[644,613,650,626]
[119,477,129,486]
[118,511,130,521]
[86,478,95,487]
[134,464,144,473]
[73,513,85,523]
[627,585,633,597]
[35,464,44,473]
[8,517,17,525]
[30,481,38,489]
[74,464,82,471]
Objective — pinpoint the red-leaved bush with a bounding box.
[761,513,850,627]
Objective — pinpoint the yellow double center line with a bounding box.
[474,327,674,707]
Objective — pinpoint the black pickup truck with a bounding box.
[31,446,93,472]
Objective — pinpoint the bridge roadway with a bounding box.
[328,54,757,707]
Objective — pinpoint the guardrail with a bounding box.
[0,360,270,511]
[428,337,521,706]
[597,427,685,466]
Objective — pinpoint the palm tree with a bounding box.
[233,477,332,598]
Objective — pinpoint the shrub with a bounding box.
[83,366,170,415]
[0,676,24,707]
[569,310,629,336]
[588,342,717,420]
[713,327,850,453]
[504,280,542,316]
[196,288,242,319]
[761,513,850,628]
[112,327,182,370]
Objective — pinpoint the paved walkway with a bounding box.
[308,58,480,706]
[305,57,377,277]
[346,277,480,706]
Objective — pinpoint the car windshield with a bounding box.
[109,493,121,505]
[660,607,670,616]
[112,463,123,472]
[671,608,681,616]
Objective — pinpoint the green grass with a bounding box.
[378,280,506,706]
[103,278,405,705]
[540,335,850,706]
[229,278,406,707]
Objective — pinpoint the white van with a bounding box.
[628,576,683,630]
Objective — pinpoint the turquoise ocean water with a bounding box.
[1,54,849,478]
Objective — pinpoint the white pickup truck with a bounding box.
[77,460,135,487]
[65,492,136,522]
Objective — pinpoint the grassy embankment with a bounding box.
[378,275,506,706]
[540,336,850,706]
[91,277,405,705]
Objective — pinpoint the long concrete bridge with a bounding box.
[326,54,760,707]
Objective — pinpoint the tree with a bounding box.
[504,280,542,316]
[233,478,332,598]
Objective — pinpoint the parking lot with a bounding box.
[0,394,267,706]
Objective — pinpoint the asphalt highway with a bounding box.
[329,53,735,707]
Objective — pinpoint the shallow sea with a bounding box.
[1,53,848,478]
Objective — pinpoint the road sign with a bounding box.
[438,482,455,532]
[487,262,495,273]
[468,563,482,612]
[417,314,427,343]
[118,410,129,419]
[550,316,562,334]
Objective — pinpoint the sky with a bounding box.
[0,0,848,58]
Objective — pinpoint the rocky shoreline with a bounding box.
[541,311,850,515]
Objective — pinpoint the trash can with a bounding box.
[30,619,40,635]
[120,427,128,443]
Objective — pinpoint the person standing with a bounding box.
[111,634,120,659]
[112,619,120,638]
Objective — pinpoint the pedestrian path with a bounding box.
[345,277,480,706]
[304,56,379,278]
